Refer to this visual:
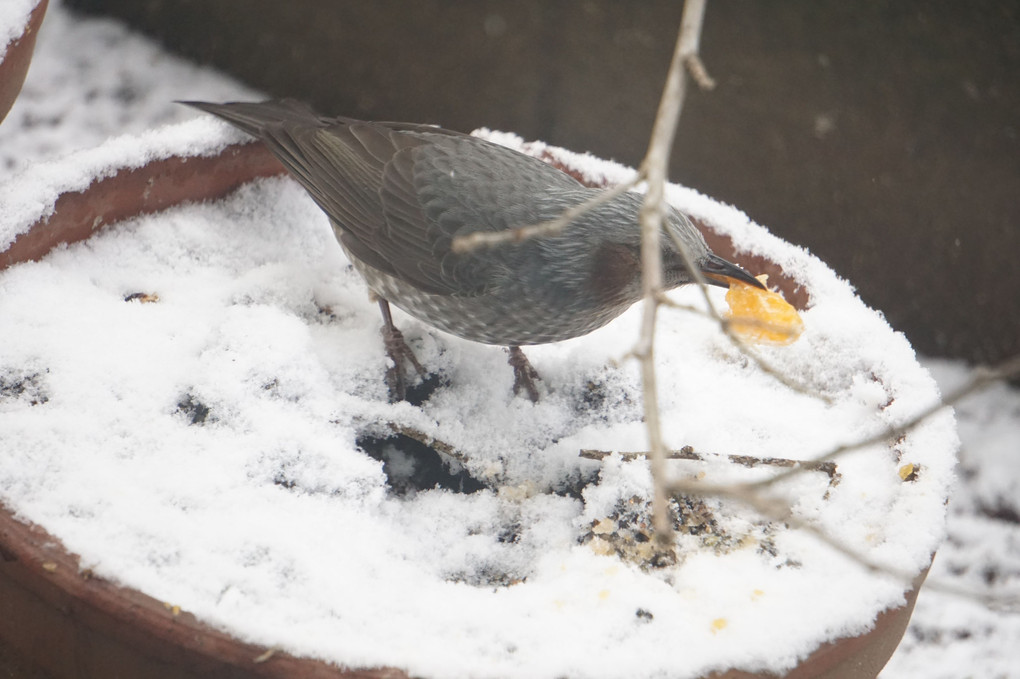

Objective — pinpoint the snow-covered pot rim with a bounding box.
[0,0,47,125]
[0,122,932,679]
[0,506,402,679]
[0,500,928,679]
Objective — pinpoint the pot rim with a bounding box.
[0,0,48,125]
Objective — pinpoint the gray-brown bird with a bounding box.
[183,100,763,401]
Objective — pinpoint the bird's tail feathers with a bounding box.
[177,99,326,136]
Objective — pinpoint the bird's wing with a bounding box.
[185,100,582,296]
[214,115,448,293]
[288,122,445,289]
[378,133,585,294]
[287,121,584,296]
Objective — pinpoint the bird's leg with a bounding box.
[507,346,541,403]
[377,299,427,401]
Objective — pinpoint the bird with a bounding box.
[181,99,764,402]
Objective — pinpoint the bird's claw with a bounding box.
[381,325,427,402]
[507,346,541,403]
[378,300,427,402]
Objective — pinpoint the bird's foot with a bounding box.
[382,326,427,402]
[378,300,427,402]
[507,346,541,403]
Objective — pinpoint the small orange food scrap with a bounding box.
[724,274,804,345]
[711,618,728,634]
[899,463,920,482]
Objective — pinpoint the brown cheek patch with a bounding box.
[591,243,640,304]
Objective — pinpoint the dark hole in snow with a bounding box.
[0,370,49,406]
[497,522,522,545]
[635,608,654,623]
[402,370,447,407]
[357,433,486,497]
[176,394,212,425]
[272,473,297,491]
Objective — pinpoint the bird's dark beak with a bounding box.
[700,254,767,289]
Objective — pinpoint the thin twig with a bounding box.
[679,0,714,91]
[578,355,1020,608]
[655,291,835,404]
[674,478,929,585]
[666,475,1015,608]
[660,215,814,406]
[632,0,717,546]
[450,174,641,253]
[652,357,1020,502]
[579,447,840,486]
[646,14,817,400]
[387,423,471,466]
[742,354,1020,492]
[655,294,788,333]
[685,54,717,90]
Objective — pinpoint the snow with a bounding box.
[881,359,1020,679]
[1,151,951,676]
[0,0,261,173]
[1,2,1017,677]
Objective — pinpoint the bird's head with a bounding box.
[553,194,765,312]
[663,207,765,291]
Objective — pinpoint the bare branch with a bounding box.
[743,354,1020,492]
[659,229,836,404]
[679,477,929,586]
[634,4,700,545]
[658,291,834,404]
[630,0,718,547]
[678,1,717,91]
[665,472,1016,609]
[450,175,641,254]
[578,355,1020,608]
[579,446,841,486]
[685,54,717,90]
[387,423,471,466]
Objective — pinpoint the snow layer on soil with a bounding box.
[0,119,956,678]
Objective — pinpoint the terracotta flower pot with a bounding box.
[0,122,945,679]
[0,0,47,125]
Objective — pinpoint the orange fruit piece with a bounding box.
[724,275,804,345]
